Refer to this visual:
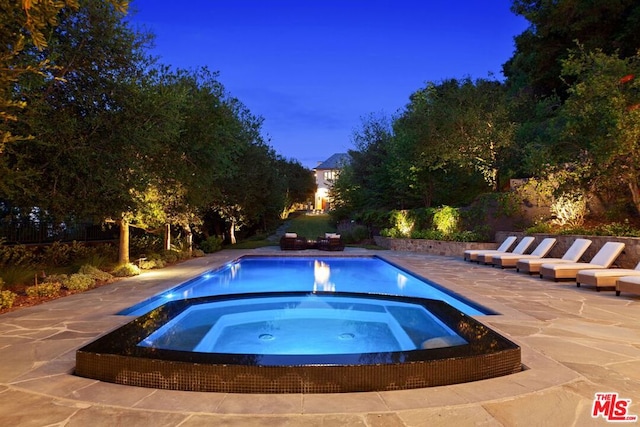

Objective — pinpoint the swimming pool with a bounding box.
[76,255,521,392]
[120,256,490,316]
[76,291,521,392]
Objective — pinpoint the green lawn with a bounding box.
[285,214,337,239]
[224,213,337,249]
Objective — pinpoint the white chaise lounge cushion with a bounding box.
[478,236,535,265]
[463,236,516,261]
[576,261,640,289]
[516,238,592,274]
[492,237,557,268]
[539,241,626,281]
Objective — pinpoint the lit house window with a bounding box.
[323,170,337,181]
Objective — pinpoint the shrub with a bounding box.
[0,289,17,309]
[161,250,179,264]
[551,193,588,228]
[44,273,68,284]
[525,221,553,234]
[112,263,141,277]
[0,265,38,289]
[129,234,163,257]
[380,227,405,238]
[200,236,223,253]
[139,258,165,269]
[40,241,73,266]
[26,282,62,298]
[63,273,95,291]
[433,206,461,235]
[72,246,117,270]
[0,242,36,267]
[78,264,113,281]
[192,249,205,257]
[350,224,370,242]
[593,221,639,237]
[389,210,415,237]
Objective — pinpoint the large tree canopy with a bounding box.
[0,0,128,150]
[505,0,640,98]
[0,0,315,262]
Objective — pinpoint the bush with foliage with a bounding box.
[111,263,141,277]
[0,289,17,309]
[525,221,553,234]
[0,242,36,267]
[129,234,164,258]
[433,206,461,235]
[408,229,481,242]
[40,241,95,267]
[192,249,205,257]
[551,193,588,228]
[62,273,95,291]
[78,264,113,281]
[43,273,68,284]
[341,224,370,243]
[0,265,38,289]
[161,250,179,264]
[26,282,62,298]
[138,258,159,269]
[199,236,223,253]
[389,210,415,237]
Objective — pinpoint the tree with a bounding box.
[555,47,640,214]
[505,0,640,98]
[0,0,128,150]
[276,157,316,217]
[395,79,515,195]
[2,1,171,264]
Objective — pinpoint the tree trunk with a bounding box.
[118,218,130,265]
[229,218,236,244]
[163,223,171,251]
[628,180,640,215]
[492,167,499,192]
[186,226,193,253]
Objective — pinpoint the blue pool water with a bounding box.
[138,294,468,355]
[120,256,489,317]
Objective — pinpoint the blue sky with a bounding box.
[128,1,529,168]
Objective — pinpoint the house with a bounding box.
[313,153,350,212]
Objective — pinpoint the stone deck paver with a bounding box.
[1,247,639,426]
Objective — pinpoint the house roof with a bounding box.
[315,153,350,170]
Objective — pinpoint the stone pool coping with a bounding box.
[0,247,638,425]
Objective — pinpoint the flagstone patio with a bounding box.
[0,247,638,426]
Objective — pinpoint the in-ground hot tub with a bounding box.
[76,291,521,393]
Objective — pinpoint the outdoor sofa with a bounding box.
[279,233,307,250]
[316,233,345,251]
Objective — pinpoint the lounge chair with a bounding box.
[492,238,557,269]
[576,261,640,291]
[516,238,592,274]
[477,236,536,265]
[279,233,307,250]
[539,241,625,282]
[463,236,516,262]
[615,276,640,297]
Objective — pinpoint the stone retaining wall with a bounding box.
[375,233,640,268]
[373,236,498,257]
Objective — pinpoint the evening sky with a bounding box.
[128,1,529,168]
